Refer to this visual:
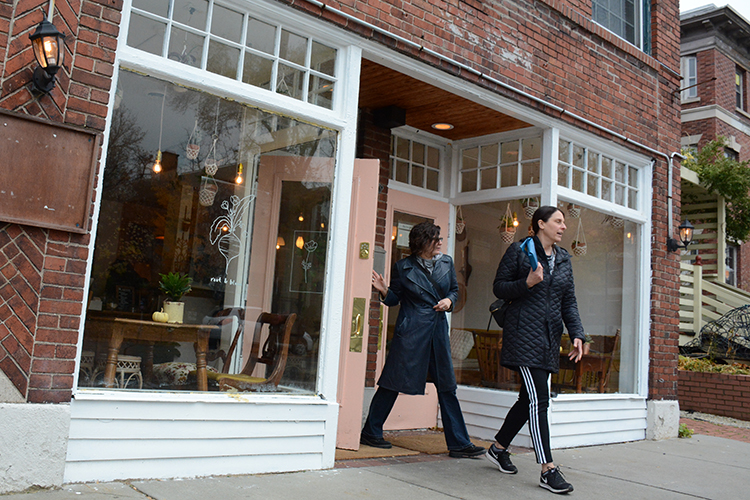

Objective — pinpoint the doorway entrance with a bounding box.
[370,189,450,432]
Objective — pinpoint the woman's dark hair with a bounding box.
[531,206,563,234]
[409,221,441,254]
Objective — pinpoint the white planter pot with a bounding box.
[163,301,185,324]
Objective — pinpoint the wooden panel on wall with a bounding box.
[0,109,100,233]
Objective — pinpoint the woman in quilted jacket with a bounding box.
[485,206,586,495]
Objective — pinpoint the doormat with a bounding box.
[335,429,495,460]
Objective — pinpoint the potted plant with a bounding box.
[521,197,539,219]
[571,240,587,256]
[158,272,192,324]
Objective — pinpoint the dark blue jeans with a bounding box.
[361,386,473,451]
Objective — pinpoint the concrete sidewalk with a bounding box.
[7,433,749,499]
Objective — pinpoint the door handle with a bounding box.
[350,297,366,352]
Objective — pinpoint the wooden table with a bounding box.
[85,317,218,391]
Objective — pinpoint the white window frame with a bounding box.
[76,0,364,403]
[592,0,643,50]
[681,56,698,101]
[389,126,449,199]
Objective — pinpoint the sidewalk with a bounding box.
[6,417,749,499]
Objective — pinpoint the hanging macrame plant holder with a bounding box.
[567,203,581,218]
[204,137,219,176]
[499,203,516,243]
[522,197,539,219]
[186,120,201,160]
[199,175,219,207]
[455,206,467,241]
[610,216,624,228]
[571,217,587,257]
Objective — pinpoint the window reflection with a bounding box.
[450,201,638,395]
[80,70,336,393]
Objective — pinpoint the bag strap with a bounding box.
[487,243,526,331]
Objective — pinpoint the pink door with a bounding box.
[336,160,380,449]
[380,189,450,431]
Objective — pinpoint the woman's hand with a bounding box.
[568,338,584,363]
[526,262,543,288]
[434,298,452,312]
[372,270,388,297]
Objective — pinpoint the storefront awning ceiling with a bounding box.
[359,59,531,141]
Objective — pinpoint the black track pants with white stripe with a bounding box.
[494,366,552,464]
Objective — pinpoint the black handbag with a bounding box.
[487,298,509,330]
[487,241,528,330]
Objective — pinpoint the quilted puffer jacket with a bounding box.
[493,236,585,373]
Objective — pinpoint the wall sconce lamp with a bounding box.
[667,219,694,252]
[29,18,65,93]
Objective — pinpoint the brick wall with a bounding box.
[679,369,750,422]
[0,0,122,403]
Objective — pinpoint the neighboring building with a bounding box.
[678,5,750,341]
[1,0,682,493]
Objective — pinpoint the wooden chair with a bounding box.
[563,329,621,393]
[213,312,297,392]
[472,330,519,389]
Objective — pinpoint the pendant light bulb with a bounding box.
[235,163,244,184]
[152,150,163,173]
[512,211,519,227]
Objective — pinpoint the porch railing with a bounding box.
[679,262,750,335]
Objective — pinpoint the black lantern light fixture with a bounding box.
[667,219,694,252]
[29,12,66,93]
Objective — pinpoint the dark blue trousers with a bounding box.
[361,385,472,451]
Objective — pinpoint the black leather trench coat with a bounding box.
[493,236,585,373]
[377,254,459,395]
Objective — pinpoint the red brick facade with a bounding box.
[0,0,122,403]
[679,369,750,421]
[0,0,683,404]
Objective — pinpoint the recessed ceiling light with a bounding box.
[432,123,454,131]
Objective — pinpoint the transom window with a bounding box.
[558,139,639,210]
[459,136,541,192]
[390,135,441,192]
[127,0,338,109]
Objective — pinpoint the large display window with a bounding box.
[450,199,640,395]
[79,69,337,393]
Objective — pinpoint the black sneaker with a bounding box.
[448,443,485,458]
[360,434,392,449]
[540,467,574,494]
[486,444,518,474]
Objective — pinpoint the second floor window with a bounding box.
[592,0,641,49]
[737,67,746,111]
[681,56,698,100]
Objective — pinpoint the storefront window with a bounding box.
[127,0,338,109]
[558,139,639,210]
[450,200,639,395]
[459,136,541,192]
[390,133,442,192]
[79,69,337,393]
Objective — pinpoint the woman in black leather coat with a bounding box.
[485,206,585,495]
[360,221,484,459]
